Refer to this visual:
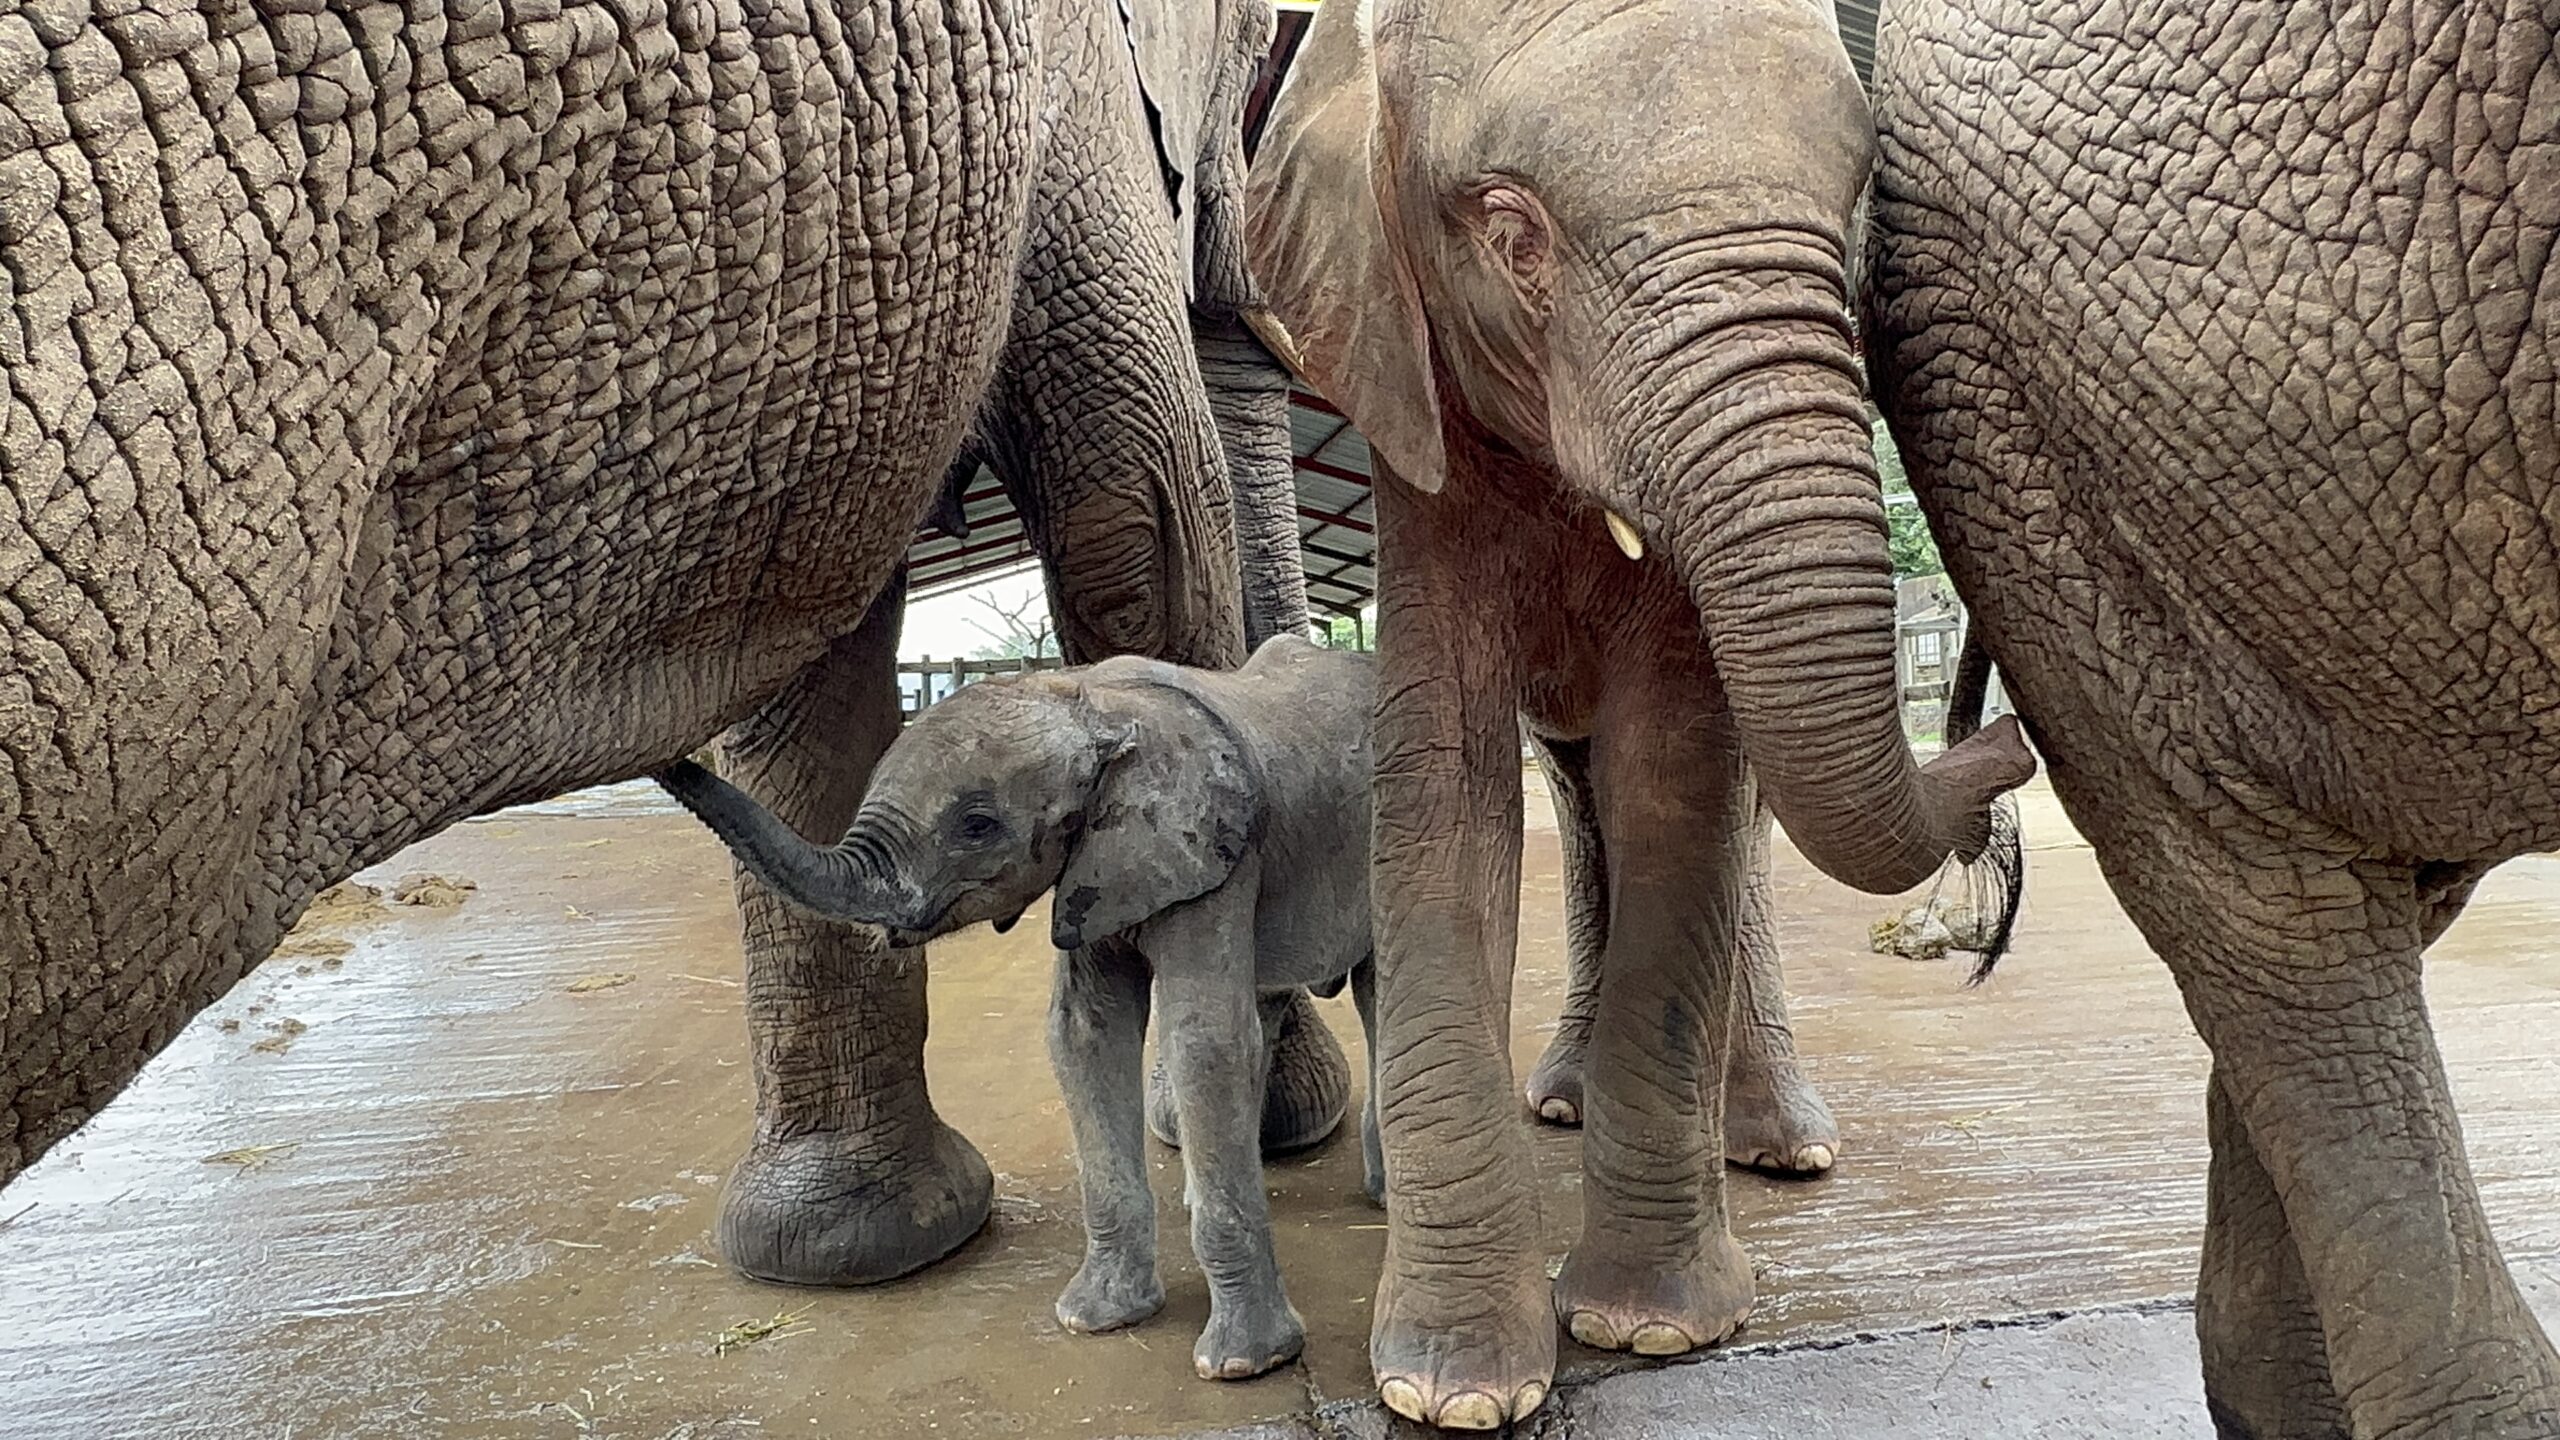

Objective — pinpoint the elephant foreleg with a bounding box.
[1144,987,1351,1156]
[1050,939,1165,1335]
[1550,654,1754,1359]
[1365,469,1553,1430]
[1141,860,1307,1381]
[713,577,993,1285]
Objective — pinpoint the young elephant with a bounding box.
[654,635,1378,1381]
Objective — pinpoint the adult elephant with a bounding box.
[1868,2,2560,1435]
[0,0,1351,1285]
[1246,0,2035,1425]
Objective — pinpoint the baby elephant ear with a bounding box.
[1050,683,1260,953]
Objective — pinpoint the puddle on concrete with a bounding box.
[2,779,2554,1438]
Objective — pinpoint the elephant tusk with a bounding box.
[1603,508,1645,561]
[1242,307,1307,377]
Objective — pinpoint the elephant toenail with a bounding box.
[1629,1322,1695,1356]
[1537,1097,1578,1124]
[1799,1144,1836,1172]
[1380,1378,1427,1421]
[1437,1391,1506,1430]
[1512,1380,1550,1419]
[1567,1310,1619,1349]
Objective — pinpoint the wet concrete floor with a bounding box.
[3,777,2556,1439]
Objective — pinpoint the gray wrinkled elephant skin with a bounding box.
[0,0,1317,1310]
[1871,0,2560,1434]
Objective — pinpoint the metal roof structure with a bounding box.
[907,0,1881,607]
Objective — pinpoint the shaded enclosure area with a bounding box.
[2,779,2554,1438]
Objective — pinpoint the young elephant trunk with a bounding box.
[1604,244,2032,893]
[654,759,913,924]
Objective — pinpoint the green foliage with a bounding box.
[1873,418,1944,579]
[1319,614,1371,650]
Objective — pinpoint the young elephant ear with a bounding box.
[1050,681,1261,953]
[1243,0,1446,491]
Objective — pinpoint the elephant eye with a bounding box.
[956,811,1003,846]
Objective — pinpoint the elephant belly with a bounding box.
[293,0,1047,867]
[1251,870,1372,993]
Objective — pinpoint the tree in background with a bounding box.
[965,590,1060,660]
[1873,417,1945,579]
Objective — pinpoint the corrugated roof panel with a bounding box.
[1836,0,1878,87]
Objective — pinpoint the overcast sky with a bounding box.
[897,565,1049,661]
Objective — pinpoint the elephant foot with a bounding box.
[1056,1251,1166,1334]
[1195,1293,1306,1380]
[1524,1025,1589,1127]
[1148,989,1352,1154]
[1370,1250,1556,1429]
[1723,1053,1840,1176]
[717,1119,992,1286]
[1554,1230,1754,1356]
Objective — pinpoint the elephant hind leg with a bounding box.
[2082,779,2560,1438]
[1525,732,1605,1127]
[715,581,993,1285]
[1527,736,1839,1176]
[1720,796,1839,1177]
[1142,986,1352,1155]
[2197,1067,2347,1440]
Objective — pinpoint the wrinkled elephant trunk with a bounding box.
[653,759,915,925]
[1197,311,1312,650]
[1602,245,2031,893]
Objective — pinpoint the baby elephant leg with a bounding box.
[1049,939,1165,1334]
[1144,873,1305,1380]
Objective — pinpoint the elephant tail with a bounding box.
[1941,630,2021,983]
[1944,629,1994,746]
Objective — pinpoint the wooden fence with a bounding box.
[899,654,1067,720]
[901,619,2002,744]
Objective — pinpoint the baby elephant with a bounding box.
[654,635,1378,1380]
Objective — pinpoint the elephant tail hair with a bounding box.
[1939,627,2022,981]
[1957,795,2023,986]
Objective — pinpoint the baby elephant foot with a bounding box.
[1555,1231,1754,1356]
[1524,1027,1589,1127]
[1056,1253,1165,1335]
[1194,1293,1306,1380]
[1723,1055,1840,1176]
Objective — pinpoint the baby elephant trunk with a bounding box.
[653,759,912,926]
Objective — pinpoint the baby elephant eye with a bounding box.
[957,812,1003,845]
